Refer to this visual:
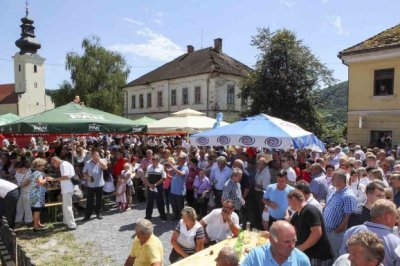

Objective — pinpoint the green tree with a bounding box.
[53,36,130,115]
[240,28,335,136]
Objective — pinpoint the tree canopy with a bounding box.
[240,28,336,137]
[51,36,130,115]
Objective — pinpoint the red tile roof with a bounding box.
[0,84,19,104]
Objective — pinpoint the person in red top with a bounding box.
[113,149,127,178]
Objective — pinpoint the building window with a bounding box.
[374,68,394,96]
[147,93,152,108]
[34,82,38,88]
[157,91,163,107]
[241,96,248,106]
[139,94,144,108]
[182,88,188,105]
[227,85,235,104]
[194,86,201,104]
[34,65,37,73]
[370,130,392,149]
[18,65,21,72]
[171,90,177,106]
[131,95,136,109]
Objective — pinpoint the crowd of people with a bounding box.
[1,135,400,265]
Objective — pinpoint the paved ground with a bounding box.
[72,200,176,266]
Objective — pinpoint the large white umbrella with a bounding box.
[147,108,228,134]
[190,114,325,150]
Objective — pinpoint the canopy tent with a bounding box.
[147,108,228,134]
[190,114,325,150]
[131,116,157,125]
[0,103,146,136]
[0,113,21,126]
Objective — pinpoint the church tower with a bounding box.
[13,4,45,95]
[11,3,53,117]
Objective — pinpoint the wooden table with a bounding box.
[171,231,268,265]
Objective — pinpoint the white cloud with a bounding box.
[328,15,349,35]
[109,28,184,61]
[154,19,162,26]
[122,17,143,26]
[281,0,295,8]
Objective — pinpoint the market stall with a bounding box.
[190,114,325,150]
[147,108,228,135]
[0,102,146,135]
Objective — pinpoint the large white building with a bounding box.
[123,38,252,122]
[0,8,54,116]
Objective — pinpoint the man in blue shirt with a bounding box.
[323,169,357,260]
[169,153,189,221]
[242,220,310,266]
[263,170,295,228]
[309,163,328,202]
[339,199,400,266]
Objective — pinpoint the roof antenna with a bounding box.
[25,0,29,16]
[201,28,203,49]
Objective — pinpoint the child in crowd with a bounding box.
[262,206,270,231]
[14,161,33,225]
[116,175,127,212]
[121,163,134,210]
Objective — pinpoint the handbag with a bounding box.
[70,175,81,185]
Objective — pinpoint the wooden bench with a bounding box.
[45,199,87,222]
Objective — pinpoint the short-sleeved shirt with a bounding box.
[263,184,295,219]
[175,219,205,254]
[339,222,400,266]
[323,187,357,231]
[241,242,311,266]
[347,205,371,229]
[145,163,166,185]
[59,161,75,194]
[129,234,163,266]
[83,159,106,188]
[222,179,244,211]
[202,208,239,242]
[290,204,333,260]
[309,173,328,201]
[170,164,189,196]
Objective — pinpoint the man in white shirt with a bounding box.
[281,157,296,184]
[199,199,240,244]
[49,157,77,230]
[0,179,19,229]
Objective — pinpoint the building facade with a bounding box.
[0,7,54,117]
[339,24,400,148]
[123,39,252,122]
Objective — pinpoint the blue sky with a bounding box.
[1,0,399,90]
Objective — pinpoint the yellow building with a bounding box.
[339,24,400,148]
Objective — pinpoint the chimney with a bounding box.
[214,38,222,53]
[187,45,194,53]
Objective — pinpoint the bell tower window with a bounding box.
[18,65,21,72]
[34,82,38,88]
[34,65,37,73]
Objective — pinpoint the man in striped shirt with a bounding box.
[323,169,357,260]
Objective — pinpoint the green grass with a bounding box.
[15,224,114,266]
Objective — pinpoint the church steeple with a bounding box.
[15,1,41,55]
